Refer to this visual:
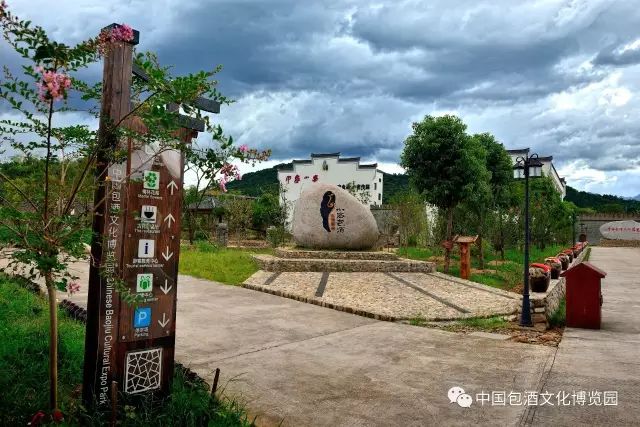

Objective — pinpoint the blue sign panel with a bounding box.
[134,307,151,328]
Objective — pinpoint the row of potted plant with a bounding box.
[529,242,589,292]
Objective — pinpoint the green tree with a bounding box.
[401,115,489,272]
[472,133,514,266]
[519,176,576,250]
[597,203,625,214]
[252,191,284,233]
[390,190,427,248]
[225,197,254,241]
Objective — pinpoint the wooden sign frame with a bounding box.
[82,25,207,407]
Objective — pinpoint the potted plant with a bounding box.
[572,245,580,257]
[563,249,574,263]
[529,263,551,292]
[556,253,570,270]
[544,257,562,279]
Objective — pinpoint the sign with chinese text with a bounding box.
[600,220,640,240]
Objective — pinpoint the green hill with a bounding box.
[226,166,640,213]
[565,186,640,214]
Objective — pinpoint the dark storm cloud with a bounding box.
[594,41,640,67]
[3,0,640,195]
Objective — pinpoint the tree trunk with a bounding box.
[477,234,484,270]
[45,274,58,411]
[187,212,195,244]
[477,214,485,270]
[498,210,505,260]
[444,206,453,274]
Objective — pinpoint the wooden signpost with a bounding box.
[83,25,219,406]
[453,235,478,280]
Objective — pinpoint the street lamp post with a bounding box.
[513,150,542,327]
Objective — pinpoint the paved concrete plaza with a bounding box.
[1,247,638,425]
[244,270,520,321]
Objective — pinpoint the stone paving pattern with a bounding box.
[243,270,520,321]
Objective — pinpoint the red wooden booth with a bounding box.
[561,262,606,329]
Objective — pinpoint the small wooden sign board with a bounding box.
[453,235,478,245]
[453,235,478,280]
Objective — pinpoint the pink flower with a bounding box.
[219,176,228,192]
[36,67,72,102]
[97,23,134,55]
[111,24,134,42]
[238,144,249,153]
[0,1,7,16]
[67,282,80,295]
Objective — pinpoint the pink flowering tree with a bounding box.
[183,140,270,243]
[0,3,268,412]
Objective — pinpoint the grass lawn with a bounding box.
[0,273,252,426]
[398,244,570,292]
[179,242,273,285]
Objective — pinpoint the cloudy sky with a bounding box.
[4,0,640,197]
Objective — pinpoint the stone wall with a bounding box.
[599,238,640,247]
[521,247,589,330]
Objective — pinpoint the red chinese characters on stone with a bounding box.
[312,175,319,182]
[294,175,301,183]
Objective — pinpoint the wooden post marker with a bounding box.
[83,24,205,407]
[453,235,478,280]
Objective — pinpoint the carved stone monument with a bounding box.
[291,184,379,250]
[599,220,640,240]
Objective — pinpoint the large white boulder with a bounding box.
[292,184,379,250]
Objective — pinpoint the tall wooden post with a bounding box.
[83,24,138,407]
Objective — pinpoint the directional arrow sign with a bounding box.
[163,213,175,228]
[162,246,173,261]
[158,312,170,328]
[166,180,178,195]
[160,279,172,294]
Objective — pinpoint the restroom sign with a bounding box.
[136,273,153,293]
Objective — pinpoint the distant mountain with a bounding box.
[565,186,640,213]
[226,167,640,213]
[225,164,281,197]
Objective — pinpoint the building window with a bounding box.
[379,178,381,183]
[378,193,381,201]
[374,183,377,190]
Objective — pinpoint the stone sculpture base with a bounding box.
[253,248,435,273]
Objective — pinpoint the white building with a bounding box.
[277,153,383,225]
[507,148,567,199]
